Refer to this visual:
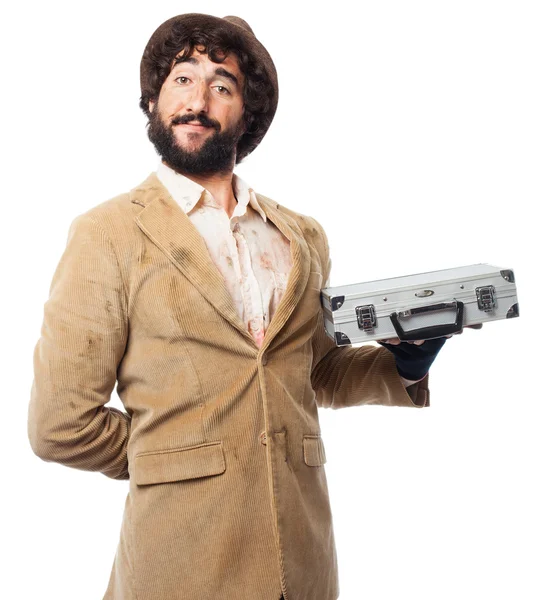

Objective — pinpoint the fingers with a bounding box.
[380,335,453,345]
[380,338,424,345]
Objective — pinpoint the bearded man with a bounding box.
[28,13,455,600]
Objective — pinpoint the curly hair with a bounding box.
[139,21,276,164]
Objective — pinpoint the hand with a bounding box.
[379,323,483,345]
[377,325,482,381]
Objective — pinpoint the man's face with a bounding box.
[146,46,246,176]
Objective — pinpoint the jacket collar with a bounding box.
[130,171,312,352]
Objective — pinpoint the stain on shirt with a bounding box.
[156,161,293,347]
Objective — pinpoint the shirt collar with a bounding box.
[156,160,267,222]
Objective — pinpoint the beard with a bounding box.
[146,101,245,176]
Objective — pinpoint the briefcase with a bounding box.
[321,263,519,346]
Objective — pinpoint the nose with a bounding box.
[184,81,210,115]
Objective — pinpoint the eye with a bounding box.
[173,77,230,95]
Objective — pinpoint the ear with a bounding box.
[148,100,155,114]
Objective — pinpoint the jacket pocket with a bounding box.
[134,441,226,486]
[303,434,327,467]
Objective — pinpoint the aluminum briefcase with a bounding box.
[321,263,519,346]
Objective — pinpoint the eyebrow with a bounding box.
[172,56,240,89]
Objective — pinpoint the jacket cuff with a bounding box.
[403,373,430,407]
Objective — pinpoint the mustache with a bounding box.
[171,114,220,130]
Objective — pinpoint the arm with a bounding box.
[310,308,430,408]
[308,217,430,409]
[28,212,131,480]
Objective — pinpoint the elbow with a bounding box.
[28,382,79,463]
[313,386,337,410]
[28,435,52,463]
[27,402,75,463]
[28,383,58,462]
[27,420,62,462]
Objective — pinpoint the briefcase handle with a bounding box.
[389,300,464,341]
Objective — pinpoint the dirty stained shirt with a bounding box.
[156,160,294,348]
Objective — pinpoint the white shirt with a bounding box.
[156,161,293,348]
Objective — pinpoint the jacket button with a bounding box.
[260,431,267,445]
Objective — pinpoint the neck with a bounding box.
[164,161,237,218]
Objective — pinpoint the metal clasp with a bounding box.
[475,285,496,312]
[356,304,377,332]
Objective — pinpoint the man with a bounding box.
[28,13,469,600]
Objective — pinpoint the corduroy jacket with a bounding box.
[28,171,430,600]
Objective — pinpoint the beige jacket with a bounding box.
[28,171,430,600]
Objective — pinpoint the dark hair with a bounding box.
[139,22,276,164]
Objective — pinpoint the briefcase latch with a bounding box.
[356,304,377,332]
[475,285,496,312]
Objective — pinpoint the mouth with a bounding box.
[176,122,211,131]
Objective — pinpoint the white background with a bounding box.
[2,1,535,599]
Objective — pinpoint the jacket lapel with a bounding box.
[130,172,311,350]
[254,193,312,350]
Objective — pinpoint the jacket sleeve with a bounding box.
[308,217,430,409]
[28,212,131,480]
